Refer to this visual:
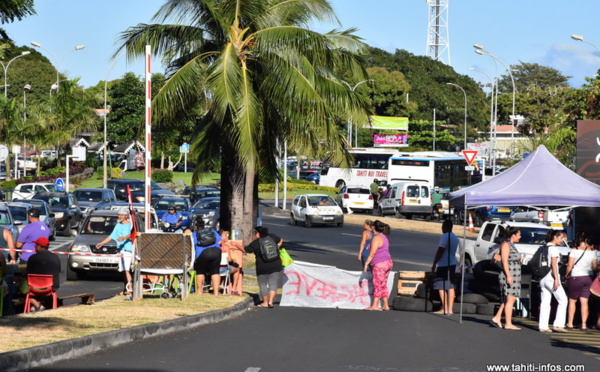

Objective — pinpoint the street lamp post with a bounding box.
[100,53,126,188]
[571,34,600,52]
[23,84,31,177]
[469,67,496,171]
[0,51,31,98]
[30,42,84,92]
[446,83,468,150]
[342,79,374,147]
[474,48,516,156]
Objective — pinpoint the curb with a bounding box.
[0,297,253,372]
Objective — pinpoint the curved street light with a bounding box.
[0,51,31,98]
[342,79,374,147]
[446,82,468,150]
[30,42,85,92]
[469,67,496,172]
[475,48,517,155]
[571,34,600,52]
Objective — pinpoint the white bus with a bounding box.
[319,148,397,189]
[387,151,470,192]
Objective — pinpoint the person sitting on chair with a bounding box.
[26,237,60,311]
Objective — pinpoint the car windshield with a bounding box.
[82,215,120,235]
[74,190,104,202]
[519,227,550,245]
[8,206,28,221]
[308,196,336,206]
[197,190,220,199]
[193,199,220,210]
[36,195,68,208]
[0,210,12,224]
[153,200,189,211]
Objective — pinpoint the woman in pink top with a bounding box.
[363,220,393,311]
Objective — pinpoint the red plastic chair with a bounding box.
[24,274,57,313]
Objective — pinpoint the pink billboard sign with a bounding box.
[373,134,409,147]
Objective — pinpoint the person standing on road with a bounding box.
[432,219,459,315]
[369,179,379,211]
[26,237,61,311]
[357,219,374,269]
[15,208,51,264]
[96,208,133,295]
[243,226,283,308]
[363,220,393,311]
[490,226,522,330]
[565,233,597,330]
[538,230,569,333]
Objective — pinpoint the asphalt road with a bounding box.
[30,215,600,371]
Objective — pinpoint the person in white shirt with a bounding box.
[565,233,597,330]
[538,230,569,333]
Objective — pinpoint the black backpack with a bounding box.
[196,228,216,247]
[259,236,280,262]
[529,244,551,280]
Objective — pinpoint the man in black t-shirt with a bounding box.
[26,237,61,311]
[243,226,282,308]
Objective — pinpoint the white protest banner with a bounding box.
[280,261,395,310]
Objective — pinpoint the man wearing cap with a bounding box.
[15,208,51,264]
[161,205,183,230]
[96,208,133,294]
[26,237,61,311]
[370,179,380,212]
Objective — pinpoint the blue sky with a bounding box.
[3,0,600,90]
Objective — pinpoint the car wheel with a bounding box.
[66,266,87,281]
[290,214,297,226]
[395,208,402,219]
[305,216,312,228]
[337,221,344,227]
[405,214,413,220]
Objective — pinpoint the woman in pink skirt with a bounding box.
[363,220,393,311]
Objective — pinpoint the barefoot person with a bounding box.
[431,219,458,315]
[363,220,393,311]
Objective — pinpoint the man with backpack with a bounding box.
[242,226,283,308]
[190,217,222,295]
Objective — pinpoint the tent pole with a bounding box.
[459,205,468,323]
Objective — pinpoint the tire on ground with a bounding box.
[452,302,477,314]
[393,296,433,312]
[458,293,489,305]
[476,302,500,316]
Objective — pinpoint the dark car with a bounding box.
[12,198,57,240]
[73,188,117,216]
[153,197,192,229]
[182,186,220,204]
[190,197,220,231]
[107,179,174,202]
[67,210,145,280]
[33,191,83,236]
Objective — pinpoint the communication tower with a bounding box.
[426,0,451,65]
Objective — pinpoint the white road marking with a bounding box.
[245,368,261,372]
[265,223,286,227]
[342,233,361,237]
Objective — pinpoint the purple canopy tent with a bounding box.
[448,145,600,322]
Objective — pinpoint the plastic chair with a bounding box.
[24,274,57,313]
[219,252,231,295]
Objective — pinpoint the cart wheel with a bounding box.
[161,292,171,299]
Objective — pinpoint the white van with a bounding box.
[377,181,431,219]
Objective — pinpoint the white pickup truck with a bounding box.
[458,221,571,269]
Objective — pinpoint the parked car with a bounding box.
[335,185,373,213]
[106,179,175,202]
[12,182,57,200]
[453,206,517,227]
[190,197,220,231]
[511,207,569,230]
[0,203,19,245]
[73,188,117,216]
[378,181,431,219]
[33,191,83,236]
[182,186,220,204]
[16,156,37,171]
[152,197,192,229]
[6,201,33,234]
[102,202,160,230]
[12,198,56,240]
[290,194,343,227]
[66,210,145,280]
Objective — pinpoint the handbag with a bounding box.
[491,250,503,271]
[590,273,600,297]
[279,247,294,267]
[564,247,587,281]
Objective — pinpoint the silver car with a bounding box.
[12,199,57,240]
[0,205,19,259]
[190,197,220,231]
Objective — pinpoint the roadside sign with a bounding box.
[0,145,8,161]
[55,178,64,192]
[180,143,190,153]
[462,150,478,165]
[465,165,475,171]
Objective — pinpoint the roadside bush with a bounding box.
[0,180,17,189]
[152,169,173,183]
[97,167,123,179]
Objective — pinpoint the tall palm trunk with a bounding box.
[220,141,255,242]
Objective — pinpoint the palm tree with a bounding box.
[117,0,371,239]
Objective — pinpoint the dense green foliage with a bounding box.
[151,169,173,183]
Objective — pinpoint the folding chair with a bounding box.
[24,274,57,313]
[219,252,231,295]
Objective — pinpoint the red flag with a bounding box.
[126,185,138,244]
